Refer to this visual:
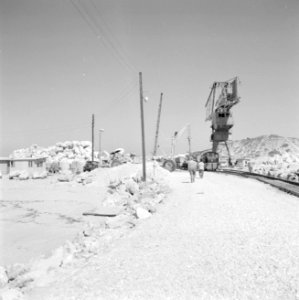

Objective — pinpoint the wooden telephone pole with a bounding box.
[153,92,163,157]
[188,124,192,155]
[91,114,94,162]
[99,129,104,166]
[139,72,146,181]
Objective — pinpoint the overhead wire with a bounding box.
[3,1,140,145]
[89,0,138,74]
[69,0,141,118]
[70,0,137,75]
[101,80,138,120]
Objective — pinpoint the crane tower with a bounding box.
[205,77,240,165]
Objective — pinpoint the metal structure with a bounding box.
[205,77,240,165]
[162,123,191,172]
[201,151,219,171]
[170,123,190,159]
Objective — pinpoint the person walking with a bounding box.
[187,156,197,183]
[198,159,205,179]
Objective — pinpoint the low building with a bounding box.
[10,157,47,175]
[0,157,11,175]
[235,158,251,169]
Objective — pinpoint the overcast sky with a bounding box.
[1,0,298,156]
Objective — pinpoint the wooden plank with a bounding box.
[82,206,123,217]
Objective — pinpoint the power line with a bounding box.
[70,0,137,75]
[70,0,100,38]
[101,81,138,119]
[89,0,137,73]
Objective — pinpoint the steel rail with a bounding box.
[217,169,299,197]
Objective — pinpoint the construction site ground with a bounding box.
[24,171,299,300]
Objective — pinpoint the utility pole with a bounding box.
[188,124,192,155]
[91,114,94,162]
[153,92,163,157]
[99,129,104,166]
[170,132,177,159]
[139,72,146,181]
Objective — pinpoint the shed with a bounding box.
[235,158,251,168]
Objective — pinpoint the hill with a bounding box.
[219,134,299,162]
[218,135,299,179]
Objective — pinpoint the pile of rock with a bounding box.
[57,170,74,182]
[75,172,94,185]
[11,141,96,163]
[9,170,30,180]
[9,170,48,180]
[103,165,171,226]
[249,162,299,182]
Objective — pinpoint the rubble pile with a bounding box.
[252,163,299,182]
[9,170,30,180]
[11,141,96,163]
[9,170,48,181]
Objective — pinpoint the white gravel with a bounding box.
[25,172,299,299]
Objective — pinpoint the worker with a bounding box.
[187,156,197,183]
[248,162,253,173]
[198,159,205,179]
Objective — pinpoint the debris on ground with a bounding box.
[0,163,171,296]
[57,171,73,182]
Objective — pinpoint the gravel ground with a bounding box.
[26,171,299,300]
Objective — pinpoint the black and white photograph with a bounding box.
[0,0,299,299]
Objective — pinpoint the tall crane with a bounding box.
[205,77,240,165]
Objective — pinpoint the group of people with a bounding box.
[187,157,205,183]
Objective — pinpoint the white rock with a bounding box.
[39,171,48,179]
[58,171,73,182]
[32,172,40,179]
[136,207,151,219]
[126,179,139,195]
[81,141,91,148]
[0,266,8,288]
[9,170,21,179]
[19,171,30,180]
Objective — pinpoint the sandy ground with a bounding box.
[20,171,299,300]
[0,174,107,266]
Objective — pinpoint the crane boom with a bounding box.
[153,93,163,157]
[170,123,190,158]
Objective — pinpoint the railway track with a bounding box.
[218,169,299,197]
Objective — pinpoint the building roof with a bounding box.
[0,157,11,161]
[11,157,47,161]
[1,157,47,162]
